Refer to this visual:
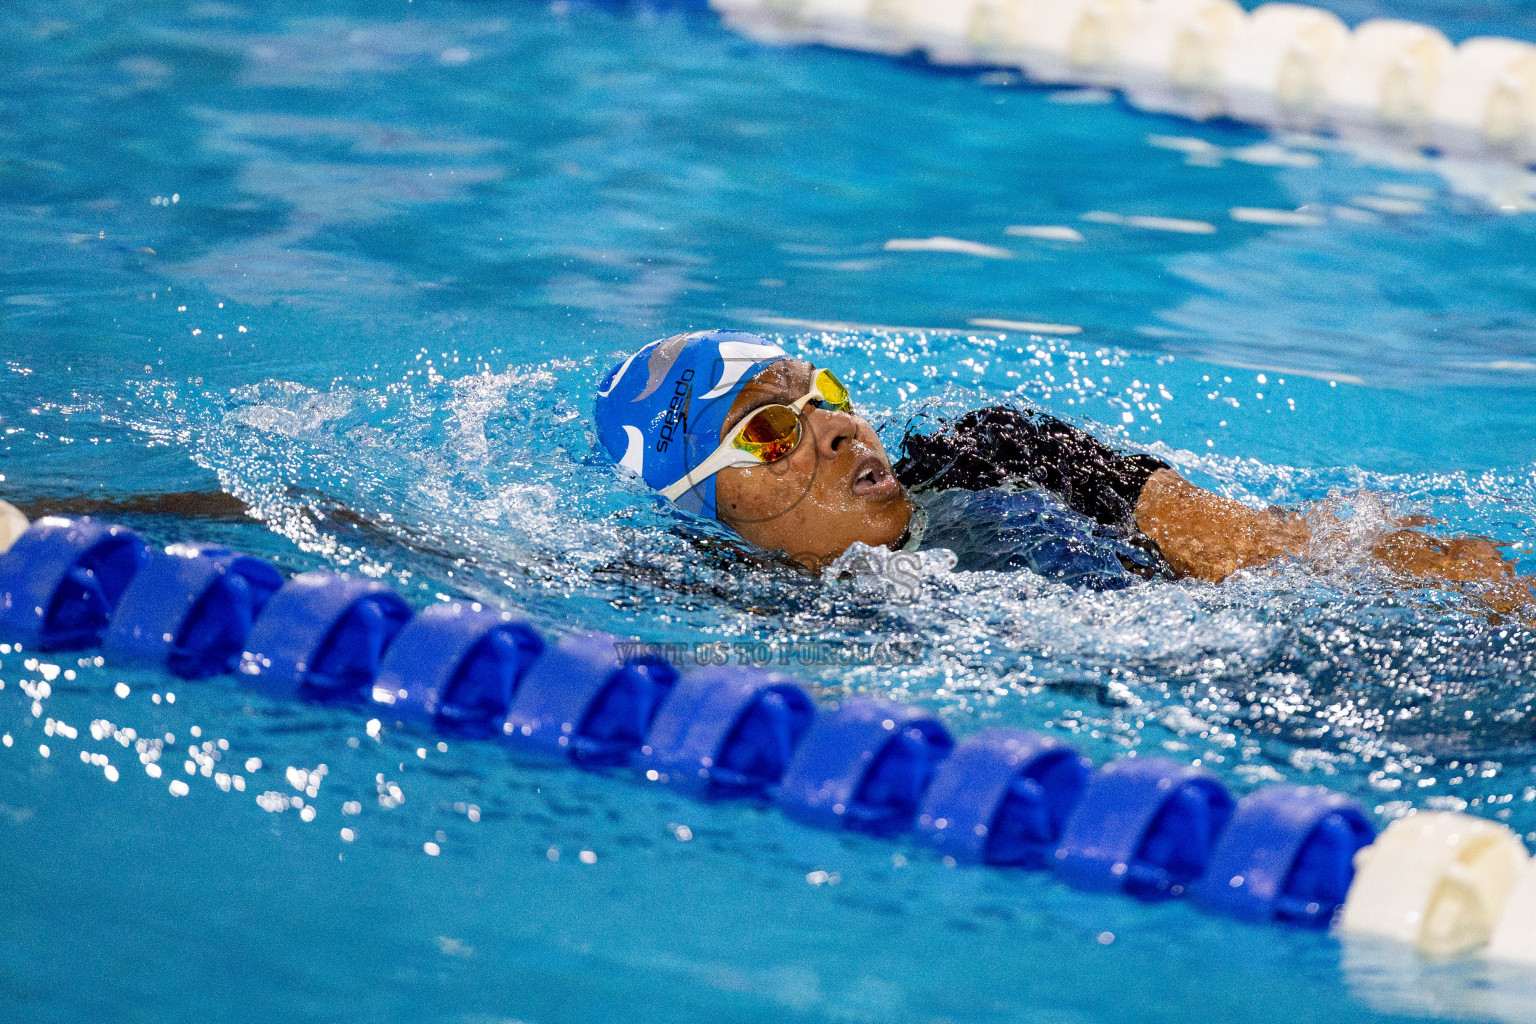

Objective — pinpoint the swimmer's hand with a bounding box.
[1365,530,1532,618]
[1134,469,1533,618]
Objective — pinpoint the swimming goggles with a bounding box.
[659,368,852,501]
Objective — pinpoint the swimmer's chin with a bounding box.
[847,486,914,553]
[770,501,913,575]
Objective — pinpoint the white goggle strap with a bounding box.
[659,387,825,503]
[658,418,762,501]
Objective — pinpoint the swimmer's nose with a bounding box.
[805,405,860,459]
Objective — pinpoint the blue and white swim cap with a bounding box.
[594,330,789,517]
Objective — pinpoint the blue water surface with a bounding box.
[6,2,1536,1022]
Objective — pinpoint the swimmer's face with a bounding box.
[714,360,912,572]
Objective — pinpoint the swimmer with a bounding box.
[595,330,1532,613]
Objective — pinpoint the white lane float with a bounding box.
[0,501,27,555]
[981,0,1137,86]
[1055,0,1137,86]
[885,0,981,66]
[1338,811,1529,957]
[1330,19,1454,141]
[814,0,909,54]
[712,0,865,51]
[1118,0,1245,119]
[1488,857,1536,964]
[1432,37,1536,162]
[707,0,1536,169]
[1223,3,1350,129]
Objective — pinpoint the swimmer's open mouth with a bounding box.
[850,453,898,498]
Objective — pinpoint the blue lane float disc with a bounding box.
[915,728,1092,866]
[1053,756,1235,900]
[371,601,543,738]
[239,570,413,702]
[0,516,148,651]
[502,632,677,766]
[776,698,954,835]
[640,665,816,799]
[103,543,282,679]
[1193,785,1375,926]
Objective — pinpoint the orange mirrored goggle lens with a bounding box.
[733,404,801,464]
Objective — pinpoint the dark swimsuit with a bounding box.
[892,406,1171,588]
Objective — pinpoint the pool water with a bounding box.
[6,1,1536,1021]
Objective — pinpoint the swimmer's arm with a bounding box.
[1135,469,1533,613]
[1132,469,1307,583]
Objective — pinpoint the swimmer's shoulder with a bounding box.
[893,404,1169,528]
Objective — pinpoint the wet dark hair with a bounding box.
[893,406,1171,529]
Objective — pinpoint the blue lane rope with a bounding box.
[0,516,1377,928]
